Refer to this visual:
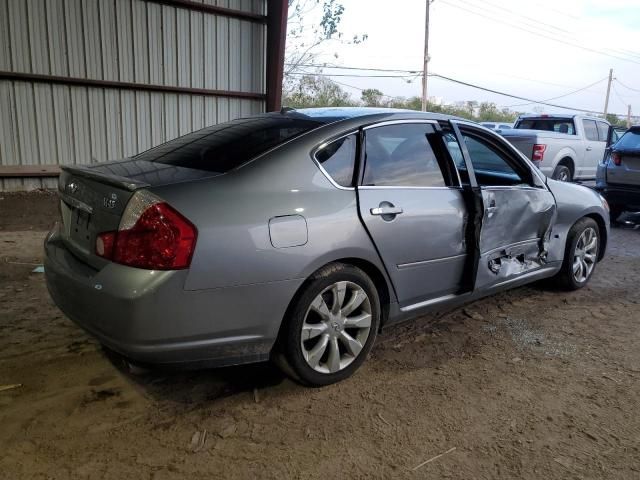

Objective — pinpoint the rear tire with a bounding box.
[275,263,380,387]
[552,164,572,182]
[553,217,600,290]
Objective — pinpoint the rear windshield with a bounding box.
[615,130,640,150]
[135,116,322,172]
[515,118,575,135]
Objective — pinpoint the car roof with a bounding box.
[265,107,459,125]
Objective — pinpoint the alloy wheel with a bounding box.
[572,227,598,283]
[301,281,372,374]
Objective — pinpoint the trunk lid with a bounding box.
[57,160,218,269]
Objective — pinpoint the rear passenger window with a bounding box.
[596,122,609,142]
[315,134,357,187]
[583,120,599,141]
[362,124,446,187]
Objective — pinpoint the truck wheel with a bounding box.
[275,263,380,387]
[552,165,572,182]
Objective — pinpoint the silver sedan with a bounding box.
[45,108,610,386]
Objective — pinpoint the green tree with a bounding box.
[284,1,367,103]
[283,75,356,108]
[285,1,367,77]
[360,88,384,107]
[605,113,626,127]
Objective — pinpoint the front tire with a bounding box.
[276,263,381,387]
[553,217,600,290]
[552,164,572,182]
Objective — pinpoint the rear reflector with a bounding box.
[612,152,622,166]
[96,191,197,270]
[532,144,547,162]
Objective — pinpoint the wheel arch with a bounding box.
[584,213,608,261]
[556,156,575,178]
[276,258,393,345]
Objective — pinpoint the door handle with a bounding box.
[371,206,404,216]
[586,146,593,151]
[486,206,498,213]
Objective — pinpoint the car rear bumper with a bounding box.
[44,225,302,368]
[595,184,640,210]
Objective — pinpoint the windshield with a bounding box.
[135,116,322,172]
[615,130,640,150]
[515,118,575,134]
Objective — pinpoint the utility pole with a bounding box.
[421,0,430,112]
[603,68,613,116]
[628,105,632,128]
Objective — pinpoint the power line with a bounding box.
[611,84,629,109]
[287,72,422,79]
[457,0,640,61]
[285,63,422,74]
[287,69,629,116]
[503,77,609,108]
[429,73,628,115]
[616,78,640,94]
[289,62,598,90]
[439,0,640,66]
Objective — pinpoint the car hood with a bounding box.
[546,178,604,209]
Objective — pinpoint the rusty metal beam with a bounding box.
[144,0,267,23]
[0,72,266,100]
[265,0,288,112]
[0,165,61,178]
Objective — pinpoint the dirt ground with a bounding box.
[1,192,639,479]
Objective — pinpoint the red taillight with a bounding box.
[96,231,116,258]
[612,152,622,166]
[532,144,547,162]
[97,199,197,270]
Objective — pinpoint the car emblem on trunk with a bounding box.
[103,193,117,209]
[67,182,78,194]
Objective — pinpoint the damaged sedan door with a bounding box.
[450,122,557,291]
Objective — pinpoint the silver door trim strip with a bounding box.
[397,253,467,270]
[481,237,540,256]
[400,293,460,313]
[490,266,557,289]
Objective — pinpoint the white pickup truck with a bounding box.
[499,114,611,182]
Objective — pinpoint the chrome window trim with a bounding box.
[480,185,547,192]
[360,120,458,188]
[311,130,359,191]
[358,185,462,191]
[452,120,550,189]
[362,119,440,130]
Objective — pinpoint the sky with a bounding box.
[288,0,640,117]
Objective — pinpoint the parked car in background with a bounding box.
[481,122,513,131]
[45,108,609,387]
[596,125,640,221]
[500,114,613,182]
